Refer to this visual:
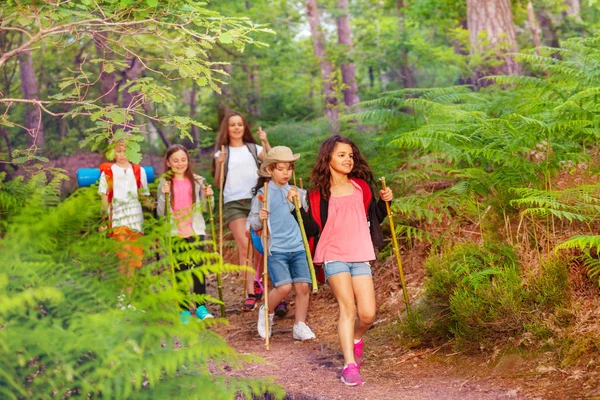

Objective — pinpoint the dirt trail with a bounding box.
[210,271,556,400]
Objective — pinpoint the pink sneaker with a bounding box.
[354,338,364,367]
[341,363,363,386]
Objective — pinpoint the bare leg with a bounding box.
[267,284,292,312]
[352,275,376,340]
[293,282,310,323]
[328,272,356,367]
[229,217,254,295]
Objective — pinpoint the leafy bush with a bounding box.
[405,242,568,350]
[0,171,281,399]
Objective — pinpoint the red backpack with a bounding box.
[99,163,143,229]
[307,178,373,283]
[99,163,143,203]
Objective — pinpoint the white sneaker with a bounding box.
[293,321,316,341]
[257,305,274,339]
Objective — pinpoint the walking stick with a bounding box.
[207,194,225,318]
[242,236,252,310]
[166,195,177,293]
[380,177,411,315]
[262,181,270,350]
[216,145,226,318]
[292,193,318,293]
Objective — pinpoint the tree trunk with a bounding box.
[565,0,581,21]
[117,57,144,132]
[466,0,521,77]
[305,0,339,133]
[94,32,119,105]
[527,2,542,55]
[248,64,261,117]
[397,0,416,88]
[336,0,359,107]
[189,80,199,149]
[215,63,233,124]
[18,48,45,150]
[536,8,561,59]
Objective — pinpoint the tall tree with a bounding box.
[305,0,339,132]
[18,48,45,150]
[397,0,416,89]
[565,0,581,21]
[336,0,359,107]
[466,0,521,77]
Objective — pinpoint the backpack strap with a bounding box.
[99,163,115,203]
[350,177,372,217]
[132,164,142,189]
[307,189,322,257]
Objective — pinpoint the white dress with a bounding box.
[98,164,149,232]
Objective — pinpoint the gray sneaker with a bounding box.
[257,305,274,339]
[292,321,316,341]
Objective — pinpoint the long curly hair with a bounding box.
[310,135,375,199]
[164,144,197,205]
[211,111,257,177]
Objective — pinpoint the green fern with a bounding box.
[0,172,282,399]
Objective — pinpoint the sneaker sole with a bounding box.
[293,334,316,341]
[340,376,363,386]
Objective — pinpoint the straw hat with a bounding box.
[259,146,301,177]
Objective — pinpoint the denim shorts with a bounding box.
[268,251,312,287]
[323,261,372,280]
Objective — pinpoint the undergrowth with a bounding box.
[0,170,282,399]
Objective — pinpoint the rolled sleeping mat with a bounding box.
[250,228,264,255]
[77,166,155,187]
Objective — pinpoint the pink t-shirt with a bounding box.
[172,179,194,237]
[313,181,376,263]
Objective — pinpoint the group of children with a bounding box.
[99,111,394,386]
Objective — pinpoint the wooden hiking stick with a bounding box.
[216,145,226,318]
[262,181,270,350]
[299,178,303,189]
[207,195,225,318]
[380,177,411,314]
[292,193,318,293]
[242,236,252,311]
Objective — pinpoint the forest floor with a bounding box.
[210,245,600,400]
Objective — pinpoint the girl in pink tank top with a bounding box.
[308,135,393,386]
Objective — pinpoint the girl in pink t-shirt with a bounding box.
[308,135,393,386]
[157,144,214,322]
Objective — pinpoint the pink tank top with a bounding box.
[172,178,194,237]
[313,181,375,263]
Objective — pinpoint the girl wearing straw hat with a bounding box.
[247,146,319,341]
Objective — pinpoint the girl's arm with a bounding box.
[374,187,393,223]
[256,127,271,160]
[213,150,226,188]
[196,175,214,213]
[288,188,320,237]
[246,191,265,231]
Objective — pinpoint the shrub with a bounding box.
[406,242,568,350]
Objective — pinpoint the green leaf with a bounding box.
[146,0,158,6]
[16,16,33,26]
[196,77,208,87]
[218,32,233,44]
[103,63,115,74]
[106,110,126,125]
[33,156,49,163]
[12,157,29,164]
